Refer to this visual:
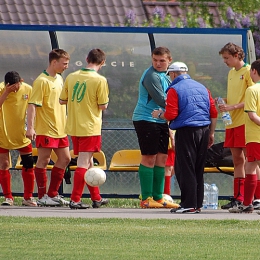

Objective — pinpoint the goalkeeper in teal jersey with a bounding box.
[132,46,179,209]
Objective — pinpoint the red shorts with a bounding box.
[246,142,260,162]
[0,143,32,154]
[71,136,101,155]
[224,125,246,148]
[166,149,175,167]
[35,135,69,148]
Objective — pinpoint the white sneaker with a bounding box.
[253,199,260,210]
[51,194,69,206]
[37,194,60,207]
[1,198,14,206]
[228,204,242,213]
[229,203,254,213]
[22,197,37,207]
[171,207,197,214]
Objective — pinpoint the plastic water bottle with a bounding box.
[217,97,232,126]
[203,183,210,209]
[208,183,219,210]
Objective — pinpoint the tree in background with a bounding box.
[126,1,260,58]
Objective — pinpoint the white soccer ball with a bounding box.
[163,193,174,203]
[84,168,106,187]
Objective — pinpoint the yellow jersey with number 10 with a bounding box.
[60,69,109,136]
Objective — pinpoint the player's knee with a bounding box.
[0,159,10,170]
[21,153,34,169]
[64,155,71,166]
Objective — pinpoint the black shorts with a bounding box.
[133,120,169,155]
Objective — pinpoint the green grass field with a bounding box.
[0,197,259,260]
[1,217,259,260]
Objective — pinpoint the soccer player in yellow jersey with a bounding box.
[229,59,260,213]
[218,42,260,211]
[0,71,36,206]
[26,49,71,207]
[60,48,109,209]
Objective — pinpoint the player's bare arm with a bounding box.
[59,99,68,105]
[248,111,260,126]
[26,104,37,140]
[98,103,108,110]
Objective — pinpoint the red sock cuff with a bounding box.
[0,169,13,199]
[70,167,86,203]
[244,174,257,206]
[254,180,260,199]
[234,177,245,202]
[86,184,101,201]
[164,176,171,195]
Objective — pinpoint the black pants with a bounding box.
[175,126,210,209]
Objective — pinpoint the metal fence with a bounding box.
[4,120,233,200]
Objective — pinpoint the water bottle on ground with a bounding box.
[208,183,219,210]
[203,183,210,209]
[217,97,232,126]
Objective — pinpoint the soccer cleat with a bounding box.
[140,197,164,208]
[22,197,37,207]
[1,198,14,206]
[69,201,90,210]
[156,198,180,209]
[229,204,254,213]
[170,207,198,214]
[221,198,242,209]
[92,198,109,208]
[51,194,70,206]
[37,194,61,207]
[253,199,260,210]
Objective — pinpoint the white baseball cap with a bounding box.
[166,62,188,74]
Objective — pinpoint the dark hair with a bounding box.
[49,49,70,63]
[4,71,21,85]
[219,42,245,60]
[87,49,106,65]
[152,47,172,60]
[251,59,260,75]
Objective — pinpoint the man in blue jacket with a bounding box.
[152,62,218,213]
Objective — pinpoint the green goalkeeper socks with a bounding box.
[153,165,165,201]
[138,164,153,200]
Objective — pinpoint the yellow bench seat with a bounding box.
[69,150,107,171]
[108,149,234,175]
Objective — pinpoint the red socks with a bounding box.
[21,167,35,200]
[164,176,171,195]
[34,167,47,199]
[244,174,257,206]
[70,168,102,202]
[86,184,101,201]
[47,166,65,198]
[71,167,86,203]
[254,180,260,199]
[234,178,245,202]
[0,169,13,199]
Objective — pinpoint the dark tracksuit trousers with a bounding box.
[175,125,210,209]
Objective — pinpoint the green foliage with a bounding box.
[138,1,260,59]
[152,13,173,27]
[220,0,260,14]
[178,0,217,28]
